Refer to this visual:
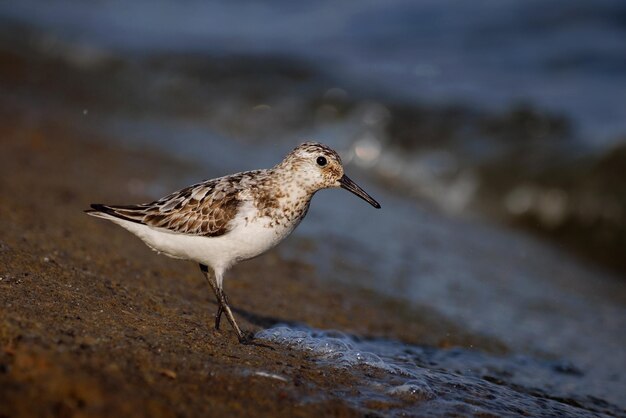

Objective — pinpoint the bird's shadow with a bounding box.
[234,307,300,349]
[233,305,301,330]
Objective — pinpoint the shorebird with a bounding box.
[86,142,380,343]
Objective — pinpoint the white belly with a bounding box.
[107,212,297,272]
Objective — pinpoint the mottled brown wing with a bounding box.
[94,177,242,237]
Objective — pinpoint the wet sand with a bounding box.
[0,104,505,417]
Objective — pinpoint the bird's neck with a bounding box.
[276,166,317,198]
[258,167,315,224]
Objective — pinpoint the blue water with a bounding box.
[2,0,626,142]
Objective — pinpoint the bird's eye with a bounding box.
[316,156,327,166]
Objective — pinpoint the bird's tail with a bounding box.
[84,203,144,224]
[85,204,113,219]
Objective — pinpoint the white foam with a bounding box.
[257,326,399,374]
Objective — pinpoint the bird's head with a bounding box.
[278,142,381,208]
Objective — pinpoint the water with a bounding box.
[2,0,626,142]
[257,325,622,416]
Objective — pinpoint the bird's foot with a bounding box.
[237,330,255,344]
[238,331,274,349]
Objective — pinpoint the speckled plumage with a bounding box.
[86,142,380,343]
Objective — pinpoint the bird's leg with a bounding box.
[214,292,231,330]
[216,288,248,343]
[215,304,224,330]
[199,264,247,343]
[203,266,224,330]
[199,264,222,328]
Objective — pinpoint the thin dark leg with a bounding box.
[199,264,222,328]
[215,288,247,343]
[199,264,247,343]
[214,292,230,330]
[215,305,223,330]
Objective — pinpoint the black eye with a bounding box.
[316,156,327,166]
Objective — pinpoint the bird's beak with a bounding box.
[339,175,381,209]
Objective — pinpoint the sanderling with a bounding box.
[86,142,380,343]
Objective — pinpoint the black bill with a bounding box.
[339,175,381,209]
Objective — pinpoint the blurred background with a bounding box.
[1,0,625,412]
